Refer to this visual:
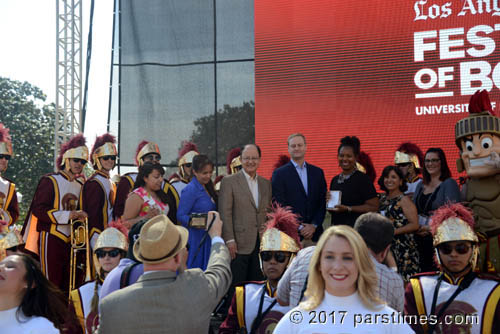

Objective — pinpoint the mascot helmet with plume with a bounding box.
[57,134,89,172]
[226,147,242,175]
[135,140,161,166]
[356,151,377,183]
[91,133,117,171]
[394,142,424,173]
[178,141,199,179]
[259,204,302,272]
[430,203,479,270]
[455,90,500,178]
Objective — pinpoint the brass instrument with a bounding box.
[69,218,91,295]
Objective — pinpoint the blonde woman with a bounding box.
[274,225,414,333]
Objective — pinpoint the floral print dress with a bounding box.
[132,187,169,217]
[379,194,420,281]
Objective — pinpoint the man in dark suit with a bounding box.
[272,133,327,242]
[97,212,231,334]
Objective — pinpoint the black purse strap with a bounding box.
[119,261,141,288]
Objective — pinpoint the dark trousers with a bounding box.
[415,233,438,273]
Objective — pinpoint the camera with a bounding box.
[189,213,208,229]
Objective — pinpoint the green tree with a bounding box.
[0,77,55,223]
[186,101,255,166]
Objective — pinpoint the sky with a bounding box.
[0,0,113,149]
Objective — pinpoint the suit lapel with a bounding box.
[257,176,266,210]
[305,162,313,197]
[236,171,257,209]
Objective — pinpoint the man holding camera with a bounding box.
[98,212,231,334]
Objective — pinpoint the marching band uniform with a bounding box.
[80,134,117,248]
[70,227,128,334]
[404,204,500,334]
[220,206,301,334]
[356,150,377,183]
[0,123,19,226]
[169,141,199,196]
[21,134,89,293]
[113,141,179,223]
[214,147,242,192]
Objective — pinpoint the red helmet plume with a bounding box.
[430,203,475,235]
[468,90,494,115]
[57,134,87,168]
[273,155,290,171]
[90,133,116,165]
[357,151,376,183]
[0,123,11,143]
[265,203,301,248]
[397,142,424,170]
[178,141,199,158]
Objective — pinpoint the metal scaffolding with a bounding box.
[54,0,83,169]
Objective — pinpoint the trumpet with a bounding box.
[69,218,91,295]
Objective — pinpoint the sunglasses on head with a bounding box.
[101,155,117,161]
[95,249,121,258]
[260,251,289,263]
[0,154,11,160]
[438,242,471,255]
[72,158,87,165]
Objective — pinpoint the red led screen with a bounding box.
[254,0,500,184]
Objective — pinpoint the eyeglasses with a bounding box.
[242,157,260,162]
[95,249,121,258]
[143,154,161,162]
[0,154,11,160]
[101,156,117,161]
[72,158,87,165]
[260,251,289,263]
[438,242,471,255]
[424,159,440,164]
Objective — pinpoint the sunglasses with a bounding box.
[398,162,411,167]
[95,249,121,258]
[144,154,161,162]
[438,242,471,255]
[72,158,87,165]
[0,154,11,160]
[101,156,117,161]
[184,163,192,168]
[260,251,289,263]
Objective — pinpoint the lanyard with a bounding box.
[249,284,278,334]
[428,271,475,334]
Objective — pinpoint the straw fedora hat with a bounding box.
[133,215,188,264]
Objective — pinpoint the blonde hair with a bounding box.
[300,225,383,311]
